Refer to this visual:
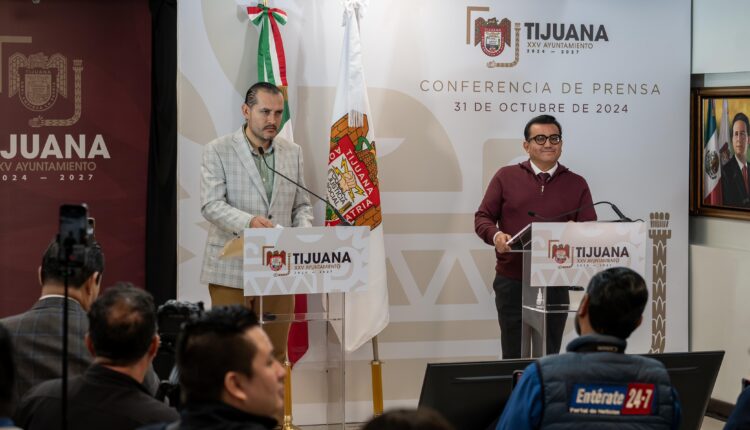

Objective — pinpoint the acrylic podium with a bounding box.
[510,221,646,358]
[239,226,370,429]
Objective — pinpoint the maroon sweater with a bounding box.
[474,160,596,280]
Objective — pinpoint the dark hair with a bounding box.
[732,112,750,135]
[244,81,282,107]
[177,305,260,404]
[0,324,14,417]
[363,408,455,430]
[586,267,648,339]
[40,239,104,288]
[523,114,562,141]
[87,283,157,366]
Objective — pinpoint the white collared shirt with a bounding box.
[735,155,747,172]
[529,160,559,177]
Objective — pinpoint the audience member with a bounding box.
[0,324,21,429]
[725,384,750,429]
[14,284,179,430]
[143,305,285,430]
[363,408,455,430]
[0,239,104,401]
[496,267,680,430]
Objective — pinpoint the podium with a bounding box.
[513,222,646,358]
[241,226,370,428]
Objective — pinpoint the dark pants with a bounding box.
[493,274,569,359]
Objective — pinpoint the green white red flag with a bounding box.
[247,4,293,140]
[703,99,722,204]
[248,3,305,362]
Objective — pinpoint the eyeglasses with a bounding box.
[528,134,562,145]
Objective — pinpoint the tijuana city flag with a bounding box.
[248,3,306,364]
[326,0,389,352]
[718,98,731,166]
[247,4,293,141]
[703,99,722,205]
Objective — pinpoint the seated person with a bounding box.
[363,408,455,430]
[725,385,750,430]
[15,285,179,430]
[496,267,680,430]
[1,239,104,401]
[0,324,20,429]
[142,305,285,430]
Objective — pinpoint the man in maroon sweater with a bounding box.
[475,114,597,359]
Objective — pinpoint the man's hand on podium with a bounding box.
[250,215,274,228]
[494,231,512,253]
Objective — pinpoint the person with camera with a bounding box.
[142,305,285,430]
[14,284,179,430]
[0,239,104,402]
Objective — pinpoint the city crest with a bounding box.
[9,52,66,112]
[8,51,83,127]
[550,243,571,266]
[474,17,511,57]
[266,250,287,272]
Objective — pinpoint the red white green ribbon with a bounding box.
[247,5,288,86]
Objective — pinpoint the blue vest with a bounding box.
[537,334,675,430]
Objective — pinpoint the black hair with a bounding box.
[40,239,104,288]
[176,305,260,404]
[87,283,157,366]
[244,81,282,107]
[585,267,648,340]
[523,114,562,141]
[0,323,14,417]
[732,112,750,135]
[363,408,455,430]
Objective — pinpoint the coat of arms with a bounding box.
[266,250,287,272]
[474,17,511,57]
[8,52,83,127]
[550,243,571,265]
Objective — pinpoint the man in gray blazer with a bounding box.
[200,82,313,361]
[1,239,104,402]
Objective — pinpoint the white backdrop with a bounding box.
[177,0,690,423]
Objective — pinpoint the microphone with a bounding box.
[528,201,632,222]
[257,146,352,226]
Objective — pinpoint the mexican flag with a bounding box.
[248,4,306,362]
[326,0,389,352]
[703,99,722,205]
[247,4,293,140]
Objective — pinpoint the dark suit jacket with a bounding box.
[0,297,91,401]
[721,159,750,207]
[15,364,179,430]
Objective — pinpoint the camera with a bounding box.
[57,204,94,267]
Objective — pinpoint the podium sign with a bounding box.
[529,221,647,287]
[521,221,647,358]
[243,226,370,296]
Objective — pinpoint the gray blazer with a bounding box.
[200,127,313,289]
[1,297,91,401]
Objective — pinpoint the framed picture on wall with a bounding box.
[691,87,750,220]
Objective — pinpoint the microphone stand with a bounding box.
[528,201,632,222]
[257,146,352,226]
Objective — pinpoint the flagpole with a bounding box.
[371,336,384,416]
[282,358,301,430]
